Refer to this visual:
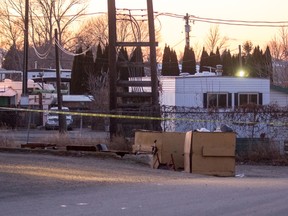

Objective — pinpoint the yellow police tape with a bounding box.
[0,106,170,121]
[0,106,287,126]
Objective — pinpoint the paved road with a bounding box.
[1,152,288,216]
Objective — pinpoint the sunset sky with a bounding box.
[88,0,288,54]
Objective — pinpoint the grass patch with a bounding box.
[38,133,109,148]
[0,134,14,148]
[36,133,133,152]
[236,141,288,166]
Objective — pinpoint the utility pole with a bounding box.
[147,0,158,106]
[21,0,29,105]
[184,13,191,48]
[239,45,242,68]
[55,29,66,134]
[107,0,117,136]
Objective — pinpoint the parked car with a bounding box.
[45,107,73,130]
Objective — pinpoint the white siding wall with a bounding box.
[270,90,288,107]
[145,76,271,107]
[174,76,270,107]
[160,77,176,106]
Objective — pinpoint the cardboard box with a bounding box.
[184,132,236,177]
[133,130,186,170]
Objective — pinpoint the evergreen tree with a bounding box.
[191,48,196,74]
[244,51,254,77]
[130,46,144,77]
[2,44,22,71]
[170,49,180,76]
[102,44,109,73]
[231,54,240,76]
[250,46,263,77]
[221,49,232,76]
[161,45,171,76]
[215,47,222,66]
[94,43,103,78]
[182,46,196,74]
[242,41,253,56]
[264,46,273,81]
[161,46,180,76]
[84,49,95,73]
[77,48,94,94]
[200,47,209,72]
[117,47,129,81]
[70,47,84,94]
[209,51,216,70]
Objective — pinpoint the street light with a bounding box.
[238,70,245,77]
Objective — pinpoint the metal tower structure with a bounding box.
[107,0,160,136]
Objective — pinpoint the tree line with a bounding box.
[161,42,273,81]
[70,44,145,95]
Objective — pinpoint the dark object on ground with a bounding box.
[220,124,233,132]
[21,142,57,149]
[96,144,109,152]
[96,144,129,158]
[66,145,96,151]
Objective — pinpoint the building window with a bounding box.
[239,94,257,105]
[204,93,231,108]
[236,93,262,106]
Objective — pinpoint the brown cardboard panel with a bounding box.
[133,130,187,170]
[161,132,186,169]
[191,132,236,177]
[202,146,235,157]
[184,131,193,154]
[184,131,193,173]
[192,155,235,176]
[133,130,163,153]
[184,153,191,173]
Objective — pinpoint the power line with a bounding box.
[155,12,288,28]
[4,8,288,28]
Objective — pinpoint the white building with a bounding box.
[27,68,71,80]
[270,84,288,107]
[160,73,270,108]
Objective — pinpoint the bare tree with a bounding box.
[205,25,229,53]
[269,27,288,61]
[0,0,24,50]
[0,0,88,69]
[87,71,109,111]
[191,41,203,63]
[269,27,288,85]
[86,70,110,130]
[74,15,109,48]
[74,13,162,61]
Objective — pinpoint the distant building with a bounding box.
[28,68,71,94]
[27,68,71,80]
[273,60,288,87]
[0,78,55,107]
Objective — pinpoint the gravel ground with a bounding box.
[1,151,288,216]
[1,148,288,180]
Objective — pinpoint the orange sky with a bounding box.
[89,0,288,54]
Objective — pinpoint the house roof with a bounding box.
[62,95,94,102]
[271,84,288,94]
[0,87,17,97]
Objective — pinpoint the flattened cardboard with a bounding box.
[133,130,186,170]
[191,132,236,177]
